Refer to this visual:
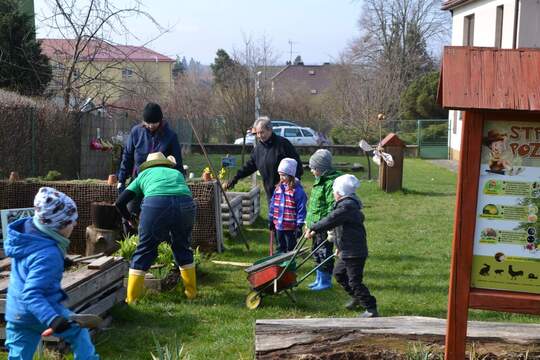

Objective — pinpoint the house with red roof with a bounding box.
[39,38,175,108]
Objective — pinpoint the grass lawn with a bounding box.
[2,156,537,359]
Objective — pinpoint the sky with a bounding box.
[33,0,362,65]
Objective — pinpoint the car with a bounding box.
[271,120,298,127]
[234,125,329,146]
[272,126,320,146]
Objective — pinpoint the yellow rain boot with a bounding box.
[179,263,197,299]
[126,268,145,304]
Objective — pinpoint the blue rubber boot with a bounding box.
[307,270,321,288]
[311,271,332,291]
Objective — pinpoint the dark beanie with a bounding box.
[143,103,163,123]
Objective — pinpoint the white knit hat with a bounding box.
[277,158,297,177]
[33,187,78,230]
[333,174,360,196]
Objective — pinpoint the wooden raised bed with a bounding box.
[225,186,261,226]
[221,194,243,237]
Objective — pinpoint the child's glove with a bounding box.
[49,316,72,333]
[63,257,74,271]
[327,230,336,243]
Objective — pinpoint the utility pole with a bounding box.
[288,39,297,64]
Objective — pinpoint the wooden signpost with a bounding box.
[440,46,540,359]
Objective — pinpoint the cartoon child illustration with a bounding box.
[483,129,514,174]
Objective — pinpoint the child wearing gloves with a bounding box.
[269,158,308,252]
[305,149,342,291]
[306,174,379,318]
[4,187,100,359]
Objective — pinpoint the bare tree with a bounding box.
[39,0,166,111]
[349,0,449,120]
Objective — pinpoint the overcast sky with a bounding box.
[34,0,362,65]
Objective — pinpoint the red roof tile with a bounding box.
[39,38,174,63]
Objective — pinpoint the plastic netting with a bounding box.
[0,180,220,254]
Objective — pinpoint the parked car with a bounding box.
[271,120,298,127]
[234,125,329,146]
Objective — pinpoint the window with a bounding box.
[122,68,133,78]
[73,68,80,79]
[463,14,475,46]
[284,128,302,137]
[495,5,504,48]
[301,129,314,137]
[310,89,318,94]
[272,128,281,136]
[308,70,316,75]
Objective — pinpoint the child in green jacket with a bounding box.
[305,149,341,291]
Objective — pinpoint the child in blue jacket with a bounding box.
[269,158,307,252]
[4,187,99,360]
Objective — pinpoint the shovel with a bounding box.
[41,314,103,337]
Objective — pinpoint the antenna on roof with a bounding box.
[288,39,297,64]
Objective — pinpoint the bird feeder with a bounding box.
[378,133,405,192]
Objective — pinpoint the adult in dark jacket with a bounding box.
[223,116,303,202]
[307,174,378,318]
[117,103,184,233]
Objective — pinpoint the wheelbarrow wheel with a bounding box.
[246,291,262,310]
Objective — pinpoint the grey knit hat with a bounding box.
[309,149,333,173]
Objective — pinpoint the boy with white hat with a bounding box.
[4,187,100,359]
[306,174,379,318]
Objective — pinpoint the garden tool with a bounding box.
[180,263,197,299]
[186,117,249,250]
[126,268,146,304]
[41,314,103,337]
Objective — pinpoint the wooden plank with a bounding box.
[0,258,11,271]
[63,261,127,309]
[78,285,125,316]
[256,316,540,359]
[87,256,114,270]
[469,288,540,314]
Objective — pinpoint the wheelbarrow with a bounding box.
[244,233,335,309]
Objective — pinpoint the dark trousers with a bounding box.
[333,256,377,311]
[312,232,334,273]
[276,230,297,253]
[131,195,196,271]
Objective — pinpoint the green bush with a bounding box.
[43,170,62,181]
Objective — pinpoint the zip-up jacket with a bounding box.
[305,169,342,227]
[310,195,367,258]
[269,181,307,230]
[118,121,184,183]
[229,133,303,199]
[4,218,68,327]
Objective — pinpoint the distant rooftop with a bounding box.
[39,38,174,63]
[441,0,475,10]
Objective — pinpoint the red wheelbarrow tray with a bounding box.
[245,252,298,292]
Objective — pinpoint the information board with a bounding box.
[472,120,540,294]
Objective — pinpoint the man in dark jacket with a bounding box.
[117,102,184,233]
[307,174,378,318]
[223,116,303,202]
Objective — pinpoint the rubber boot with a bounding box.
[307,270,321,288]
[180,263,197,299]
[311,271,332,291]
[126,269,145,304]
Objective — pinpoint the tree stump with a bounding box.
[85,225,120,256]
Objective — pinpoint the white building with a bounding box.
[443,0,540,160]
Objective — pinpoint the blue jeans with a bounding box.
[131,195,196,271]
[6,310,99,360]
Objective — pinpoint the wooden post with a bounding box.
[444,111,483,359]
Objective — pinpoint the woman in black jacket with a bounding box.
[307,174,379,318]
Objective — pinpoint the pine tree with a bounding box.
[0,0,52,95]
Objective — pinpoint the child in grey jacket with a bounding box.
[307,174,378,317]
